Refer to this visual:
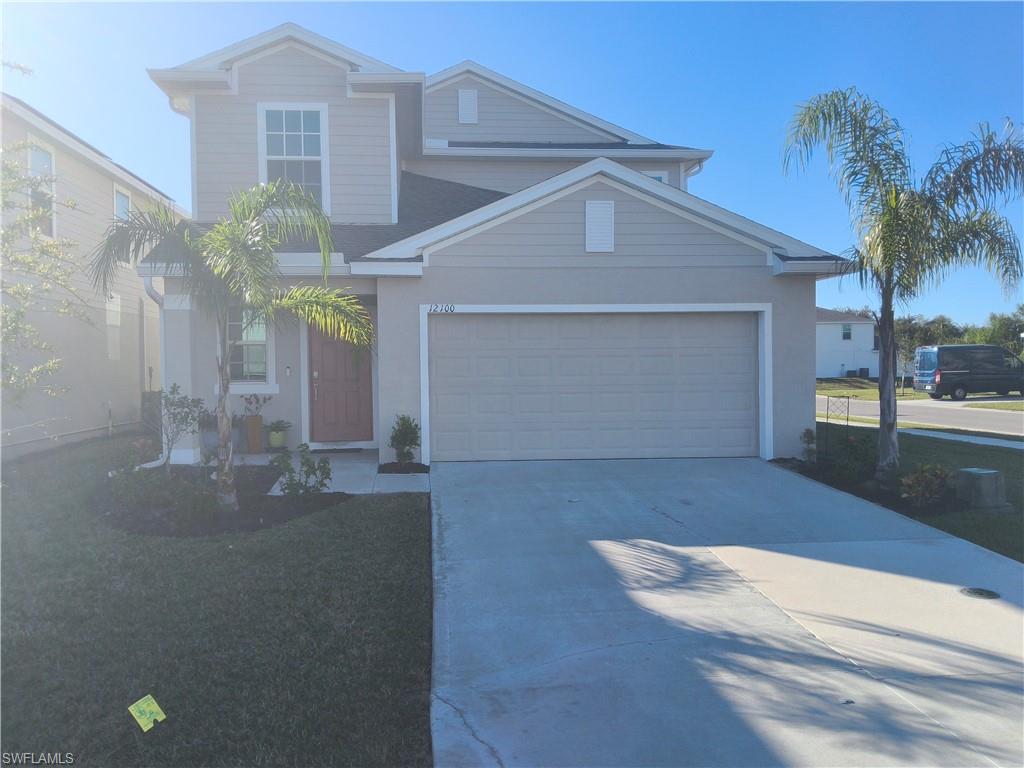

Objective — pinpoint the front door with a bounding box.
[310,327,373,442]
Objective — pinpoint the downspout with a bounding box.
[681,160,706,192]
[142,277,168,468]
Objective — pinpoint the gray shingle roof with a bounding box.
[447,140,694,150]
[142,172,506,264]
[817,307,874,323]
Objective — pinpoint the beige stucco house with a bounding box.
[1,95,186,457]
[144,23,840,464]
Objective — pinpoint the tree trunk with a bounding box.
[216,322,238,511]
[876,285,900,480]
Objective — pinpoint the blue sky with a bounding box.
[4,2,1022,324]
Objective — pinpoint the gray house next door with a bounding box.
[428,312,759,461]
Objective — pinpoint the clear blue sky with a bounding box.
[4,2,1022,324]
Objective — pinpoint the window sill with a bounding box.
[228,382,280,395]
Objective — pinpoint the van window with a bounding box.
[940,348,969,370]
[969,348,1002,374]
[1004,352,1023,370]
[915,349,937,371]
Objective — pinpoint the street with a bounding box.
[816,395,1024,436]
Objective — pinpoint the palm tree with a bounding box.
[91,181,373,509]
[785,89,1024,477]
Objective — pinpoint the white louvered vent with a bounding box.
[585,200,615,253]
[458,89,478,124]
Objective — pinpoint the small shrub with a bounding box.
[272,443,331,496]
[820,433,876,486]
[900,464,952,510]
[242,394,273,416]
[800,427,817,463]
[389,415,421,465]
[159,384,205,473]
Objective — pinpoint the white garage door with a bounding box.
[428,312,759,461]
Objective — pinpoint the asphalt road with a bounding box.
[816,394,1024,436]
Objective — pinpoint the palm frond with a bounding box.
[784,87,912,230]
[926,209,1023,296]
[89,206,188,295]
[923,120,1024,212]
[271,285,374,346]
[227,181,335,279]
[199,218,279,313]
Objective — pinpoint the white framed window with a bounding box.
[257,102,331,215]
[841,324,852,341]
[114,185,132,221]
[106,293,121,361]
[226,305,278,394]
[458,88,478,124]
[642,170,670,184]
[585,200,615,253]
[27,134,56,237]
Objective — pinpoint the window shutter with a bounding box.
[585,200,615,253]
[458,89,478,124]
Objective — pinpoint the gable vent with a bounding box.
[458,89,478,124]
[585,200,615,253]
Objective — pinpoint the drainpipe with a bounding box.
[682,160,706,192]
[143,277,168,464]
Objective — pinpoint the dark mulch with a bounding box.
[378,462,430,474]
[98,464,351,538]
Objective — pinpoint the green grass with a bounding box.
[816,423,1023,562]
[1,437,433,767]
[965,400,1024,412]
[816,378,928,400]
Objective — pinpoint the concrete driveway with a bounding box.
[430,459,1023,767]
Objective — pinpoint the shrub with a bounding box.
[820,433,876,486]
[800,427,817,463]
[389,415,421,465]
[159,384,205,473]
[272,443,331,496]
[242,394,273,416]
[900,464,952,510]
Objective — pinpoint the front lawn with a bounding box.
[813,423,1023,562]
[1,436,433,767]
[965,400,1024,412]
[816,377,928,400]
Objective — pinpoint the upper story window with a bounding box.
[841,324,852,341]
[28,138,55,237]
[114,186,132,221]
[642,170,669,184]
[258,103,330,214]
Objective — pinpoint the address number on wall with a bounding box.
[429,304,456,313]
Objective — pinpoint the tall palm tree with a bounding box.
[785,89,1023,477]
[91,181,373,509]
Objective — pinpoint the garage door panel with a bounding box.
[429,313,759,460]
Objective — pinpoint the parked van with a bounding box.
[913,344,1024,400]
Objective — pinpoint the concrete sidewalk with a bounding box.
[431,459,1023,767]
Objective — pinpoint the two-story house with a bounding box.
[816,307,879,379]
[1,94,186,458]
[144,23,840,464]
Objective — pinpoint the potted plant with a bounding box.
[241,394,272,453]
[199,409,219,459]
[266,420,291,450]
[389,415,421,467]
[231,413,246,452]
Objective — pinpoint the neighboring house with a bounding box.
[144,23,841,464]
[1,94,186,458]
[815,307,879,379]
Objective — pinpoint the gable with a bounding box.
[429,180,766,268]
[424,74,621,144]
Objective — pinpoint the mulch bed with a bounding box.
[98,464,350,538]
[378,462,430,474]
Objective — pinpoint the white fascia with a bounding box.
[421,146,713,160]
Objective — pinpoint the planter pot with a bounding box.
[267,429,288,449]
[231,426,244,452]
[245,415,263,453]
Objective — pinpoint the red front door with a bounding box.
[309,327,373,442]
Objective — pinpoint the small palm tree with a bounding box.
[91,181,373,509]
[785,89,1023,476]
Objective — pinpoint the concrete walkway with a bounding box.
[431,459,1023,767]
[237,451,430,494]
[900,428,1024,450]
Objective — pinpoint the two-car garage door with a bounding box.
[428,312,759,461]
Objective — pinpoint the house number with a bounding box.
[429,304,456,313]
